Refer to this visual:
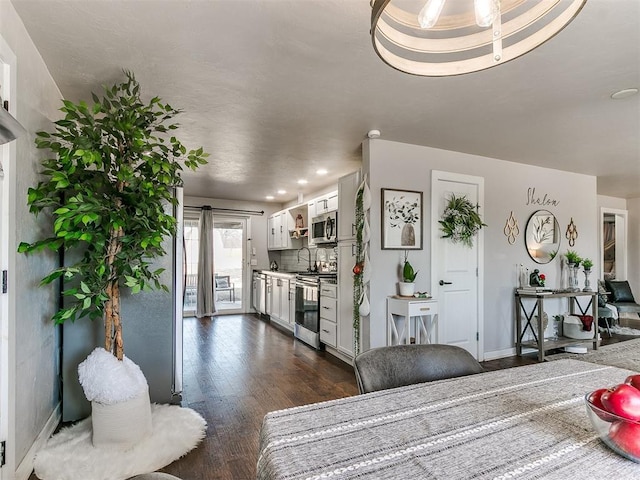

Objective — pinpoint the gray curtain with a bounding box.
[196,207,216,317]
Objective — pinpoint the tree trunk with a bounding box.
[104,175,126,359]
[105,222,124,360]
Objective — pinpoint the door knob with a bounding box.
[439,280,452,285]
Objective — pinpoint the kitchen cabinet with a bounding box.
[312,191,338,217]
[268,210,295,250]
[319,281,337,348]
[265,272,295,331]
[252,271,267,315]
[337,170,361,242]
[337,242,356,358]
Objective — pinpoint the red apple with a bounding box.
[608,421,640,459]
[625,374,640,391]
[601,384,640,421]
[588,389,617,422]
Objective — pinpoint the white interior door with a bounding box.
[431,171,484,360]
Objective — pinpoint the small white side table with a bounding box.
[387,296,439,345]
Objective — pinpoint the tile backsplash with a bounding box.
[274,246,338,272]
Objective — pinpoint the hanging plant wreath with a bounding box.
[439,194,487,247]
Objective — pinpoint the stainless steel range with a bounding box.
[294,272,337,349]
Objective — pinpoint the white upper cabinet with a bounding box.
[313,191,338,216]
[337,170,361,242]
[267,205,307,250]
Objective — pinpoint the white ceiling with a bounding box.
[11,0,640,203]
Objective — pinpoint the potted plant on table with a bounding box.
[399,251,418,297]
[565,250,582,292]
[582,258,594,292]
[19,71,208,446]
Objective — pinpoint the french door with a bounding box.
[183,213,248,316]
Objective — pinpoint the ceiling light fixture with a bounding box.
[277,189,287,195]
[316,169,328,176]
[370,0,587,76]
[610,88,639,100]
[297,179,308,185]
[265,195,274,200]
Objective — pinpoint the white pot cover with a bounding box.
[91,386,152,448]
[398,282,415,297]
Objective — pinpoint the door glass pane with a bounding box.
[214,220,243,311]
[183,219,199,313]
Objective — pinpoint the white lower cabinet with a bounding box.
[266,273,295,331]
[319,281,338,348]
[337,242,355,358]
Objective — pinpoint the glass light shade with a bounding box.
[474,0,499,27]
[371,0,588,76]
[418,0,446,29]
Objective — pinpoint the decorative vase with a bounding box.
[398,282,415,297]
[583,268,592,292]
[532,312,549,339]
[568,263,580,292]
[560,258,569,291]
[400,223,415,246]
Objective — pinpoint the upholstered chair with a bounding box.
[353,344,484,394]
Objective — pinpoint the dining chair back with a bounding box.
[353,344,484,394]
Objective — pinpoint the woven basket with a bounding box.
[91,386,152,448]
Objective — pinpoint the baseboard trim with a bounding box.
[483,347,538,361]
[483,348,517,361]
[324,345,353,366]
[15,402,61,480]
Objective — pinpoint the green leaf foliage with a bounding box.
[20,70,208,325]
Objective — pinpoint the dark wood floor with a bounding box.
[29,313,639,480]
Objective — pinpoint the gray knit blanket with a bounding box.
[257,360,640,479]
[545,337,640,372]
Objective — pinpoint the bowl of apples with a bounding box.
[585,374,640,462]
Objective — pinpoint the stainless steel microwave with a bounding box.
[311,212,337,243]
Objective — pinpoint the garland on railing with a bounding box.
[352,182,365,356]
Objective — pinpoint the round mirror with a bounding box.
[525,210,561,264]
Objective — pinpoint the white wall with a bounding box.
[364,139,598,358]
[597,195,627,210]
[1,2,62,477]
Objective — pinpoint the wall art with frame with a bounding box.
[381,188,423,250]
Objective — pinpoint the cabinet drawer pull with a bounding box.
[322,329,330,334]
[322,306,331,309]
[420,307,430,312]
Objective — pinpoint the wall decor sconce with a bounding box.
[503,211,519,245]
[566,218,578,247]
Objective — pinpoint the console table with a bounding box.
[387,296,439,345]
[515,289,598,361]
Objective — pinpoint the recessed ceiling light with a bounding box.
[265,195,274,200]
[297,179,308,185]
[316,169,328,176]
[277,189,286,195]
[611,88,639,100]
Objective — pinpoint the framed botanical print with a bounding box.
[381,188,423,250]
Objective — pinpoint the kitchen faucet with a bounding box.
[297,247,312,272]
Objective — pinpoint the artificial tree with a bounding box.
[19,71,208,361]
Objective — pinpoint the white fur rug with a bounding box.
[34,404,206,480]
[607,325,640,336]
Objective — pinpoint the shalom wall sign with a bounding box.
[526,187,560,207]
